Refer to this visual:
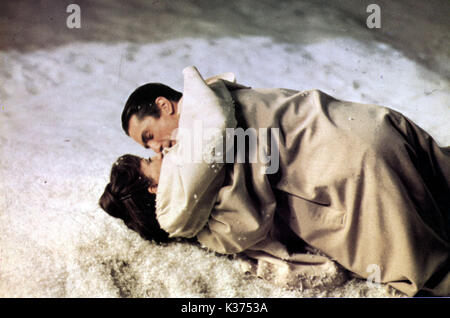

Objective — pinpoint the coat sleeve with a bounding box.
[195,161,277,254]
[155,66,237,238]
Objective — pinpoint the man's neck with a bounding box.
[176,97,183,115]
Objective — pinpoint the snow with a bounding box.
[0,0,448,298]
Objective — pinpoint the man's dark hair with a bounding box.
[121,83,182,135]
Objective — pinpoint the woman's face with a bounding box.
[140,152,163,186]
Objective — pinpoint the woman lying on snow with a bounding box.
[99,66,450,296]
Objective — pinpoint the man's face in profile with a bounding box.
[127,97,179,153]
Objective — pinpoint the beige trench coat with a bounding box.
[156,66,450,296]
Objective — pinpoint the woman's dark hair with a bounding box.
[121,83,182,135]
[99,154,170,243]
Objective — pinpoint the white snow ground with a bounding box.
[0,0,449,298]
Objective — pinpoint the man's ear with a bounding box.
[148,184,158,194]
[155,96,175,115]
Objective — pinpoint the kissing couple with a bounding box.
[100,66,450,296]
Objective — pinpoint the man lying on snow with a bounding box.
[99,66,450,296]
